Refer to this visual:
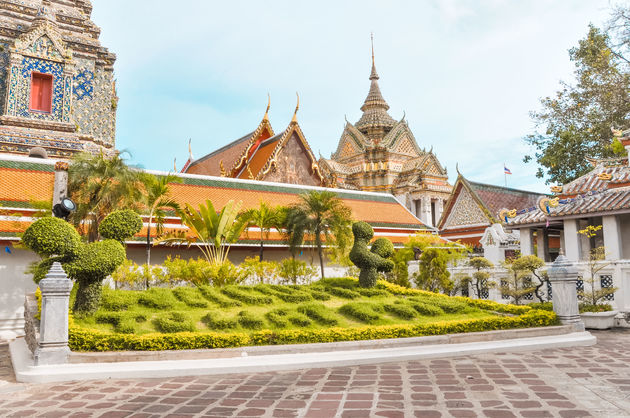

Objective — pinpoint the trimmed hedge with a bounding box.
[22,217,81,257]
[237,311,265,330]
[297,303,339,326]
[308,289,331,301]
[138,288,179,310]
[198,286,242,307]
[173,287,209,308]
[409,301,444,317]
[201,312,238,330]
[99,210,143,243]
[221,286,273,305]
[383,303,417,320]
[339,302,383,323]
[69,309,558,351]
[154,312,196,333]
[100,289,138,311]
[323,286,361,299]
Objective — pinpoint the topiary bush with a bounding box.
[409,301,444,317]
[287,313,312,327]
[383,303,417,320]
[99,209,143,243]
[266,309,290,328]
[65,239,126,314]
[22,217,81,258]
[349,222,394,288]
[100,288,139,311]
[222,286,273,305]
[322,286,360,299]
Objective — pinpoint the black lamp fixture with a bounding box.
[52,197,76,220]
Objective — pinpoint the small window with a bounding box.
[30,72,53,113]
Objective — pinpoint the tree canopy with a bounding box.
[524,6,630,185]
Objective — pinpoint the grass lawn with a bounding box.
[74,277,514,336]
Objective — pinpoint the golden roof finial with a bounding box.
[371,32,375,67]
[188,138,192,159]
[247,166,255,180]
[173,157,177,172]
[263,93,271,121]
[220,160,227,177]
[291,92,300,123]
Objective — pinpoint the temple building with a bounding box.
[0,0,117,159]
[319,45,451,227]
[182,100,326,187]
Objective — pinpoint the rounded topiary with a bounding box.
[66,239,126,314]
[349,221,395,288]
[22,217,81,257]
[99,209,142,243]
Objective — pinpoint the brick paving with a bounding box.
[0,330,629,417]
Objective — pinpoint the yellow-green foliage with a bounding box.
[173,287,209,308]
[69,309,557,352]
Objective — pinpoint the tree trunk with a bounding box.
[145,219,152,290]
[315,231,324,279]
[259,229,264,261]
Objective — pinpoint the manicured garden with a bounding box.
[67,278,557,351]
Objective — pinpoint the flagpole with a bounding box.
[504,163,507,187]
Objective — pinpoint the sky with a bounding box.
[91,0,615,194]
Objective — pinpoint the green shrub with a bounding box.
[579,303,613,313]
[308,289,331,301]
[201,312,238,330]
[198,285,242,307]
[278,259,317,284]
[356,288,390,297]
[154,312,196,333]
[65,240,126,314]
[94,311,146,334]
[99,210,142,242]
[409,301,444,316]
[173,287,209,308]
[318,277,359,289]
[287,313,312,327]
[241,257,279,284]
[323,286,360,299]
[237,311,265,330]
[22,217,81,257]
[529,302,554,311]
[265,309,290,328]
[138,288,178,310]
[100,289,139,311]
[116,319,137,334]
[165,257,247,286]
[222,286,273,305]
[339,302,382,323]
[297,303,339,326]
[426,297,471,314]
[383,304,417,320]
[68,309,559,352]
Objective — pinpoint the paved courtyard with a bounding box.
[0,330,629,418]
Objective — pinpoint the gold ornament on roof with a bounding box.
[598,172,612,181]
[247,167,255,180]
[263,93,271,121]
[220,160,227,177]
[291,92,300,123]
[550,185,563,194]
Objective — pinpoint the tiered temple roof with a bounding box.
[438,173,544,245]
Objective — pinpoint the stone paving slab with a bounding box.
[1,330,629,417]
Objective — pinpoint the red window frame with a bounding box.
[29,72,53,114]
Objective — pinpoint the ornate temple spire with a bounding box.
[356,34,396,134]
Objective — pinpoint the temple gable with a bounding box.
[442,185,489,229]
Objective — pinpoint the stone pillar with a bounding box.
[436,199,444,225]
[53,161,69,206]
[548,255,584,330]
[520,228,533,256]
[563,219,581,262]
[35,262,73,366]
[602,215,622,261]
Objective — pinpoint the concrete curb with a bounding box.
[10,331,596,383]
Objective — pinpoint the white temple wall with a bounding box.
[0,247,38,335]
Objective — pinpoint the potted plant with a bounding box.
[577,226,618,330]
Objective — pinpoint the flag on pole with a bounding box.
[504,165,512,175]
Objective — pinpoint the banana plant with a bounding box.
[157,199,248,265]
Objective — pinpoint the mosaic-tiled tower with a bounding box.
[0,0,117,158]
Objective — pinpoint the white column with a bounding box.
[421,197,432,227]
[436,199,444,225]
[603,215,622,261]
[563,219,581,262]
[520,228,533,256]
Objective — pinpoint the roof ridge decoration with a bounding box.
[332,123,368,160]
[230,103,276,177]
[382,120,422,156]
[256,120,324,184]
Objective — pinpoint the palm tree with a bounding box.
[68,152,142,242]
[158,200,248,265]
[242,201,284,261]
[285,191,352,278]
[140,173,182,265]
